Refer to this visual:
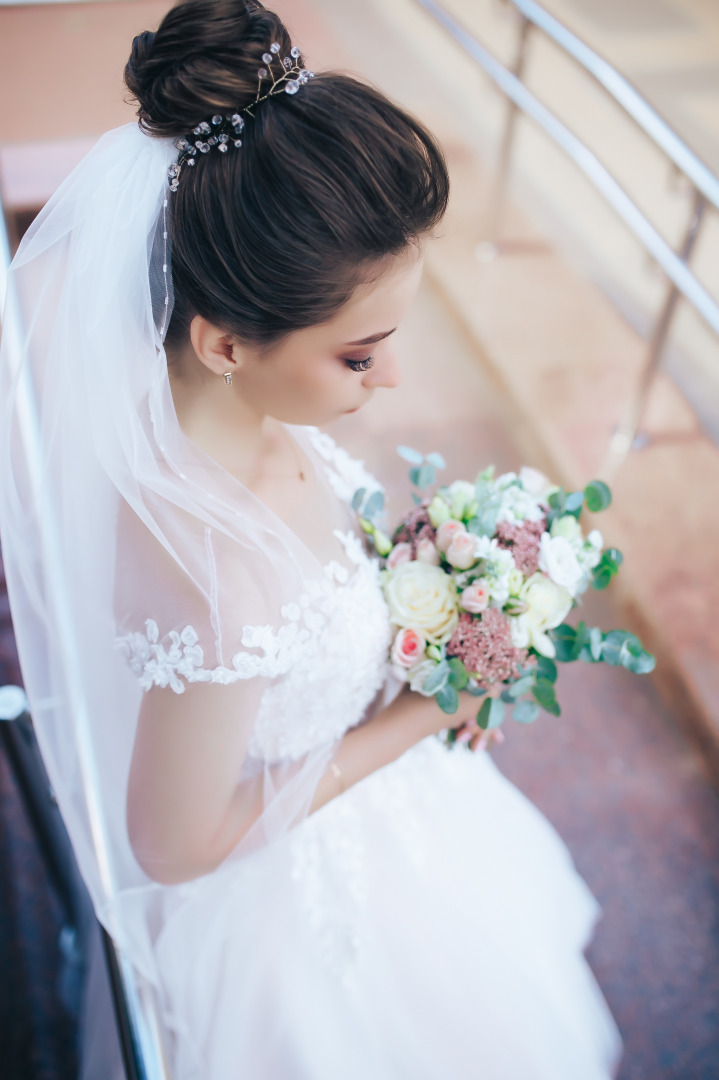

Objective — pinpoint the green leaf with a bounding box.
[551,624,578,662]
[564,491,585,516]
[532,678,561,716]
[364,489,385,519]
[411,493,422,506]
[601,630,635,667]
[416,463,436,489]
[476,697,505,730]
[603,547,624,572]
[590,626,604,661]
[619,638,656,674]
[507,675,535,699]
[426,451,446,470]
[592,568,613,590]
[513,700,540,724]
[573,621,589,659]
[548,488,566,512]
[422,661,450,695]
[409,466,421,487]
[351,487,366,512]
[447,657,469,691]
[584,480,612,512]
[436,683,459,714]
[397,445,424,465]
[535,656,558,684]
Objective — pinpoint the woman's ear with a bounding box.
[189,315,243,376]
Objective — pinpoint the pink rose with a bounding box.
[391,627,427,669]
[436,519,466,553]
[415,538,440,566]
[387,542,413,570]
[446,532,478,570]
[461,582,490,613]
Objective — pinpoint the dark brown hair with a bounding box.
[125,0,449,349]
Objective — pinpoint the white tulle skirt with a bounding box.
[152,737,622,1079]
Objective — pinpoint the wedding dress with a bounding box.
[0,124,621,1080]
[116,425,622,1080]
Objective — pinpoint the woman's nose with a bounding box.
[364,343,402,390]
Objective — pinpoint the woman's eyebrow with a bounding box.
[345,328,397,347]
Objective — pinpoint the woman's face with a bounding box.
[231,246,424,426]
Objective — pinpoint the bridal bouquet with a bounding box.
[353,448,655,744]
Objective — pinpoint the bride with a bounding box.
[0,0,622,1076]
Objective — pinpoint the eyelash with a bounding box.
[344,355,374,372]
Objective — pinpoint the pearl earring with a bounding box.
[223,371,233,386]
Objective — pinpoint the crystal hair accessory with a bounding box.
[168,43,314,192]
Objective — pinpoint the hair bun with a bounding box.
[124,1,295,138]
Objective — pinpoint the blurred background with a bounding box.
[1,0,718,1077]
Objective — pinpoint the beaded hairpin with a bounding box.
[168,43,314,191]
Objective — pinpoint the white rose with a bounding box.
[518,466,553,498]
[510,614,531,649]
[550,514,582,542]
[588,529,603,549]
[520,573,573,657]
[407,658,439,696]
[538,533,584,596]
[384,561,459,645]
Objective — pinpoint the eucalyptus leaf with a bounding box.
[592,568,613,591]
[447,657,469,691]
[409,466,421,487]
[426,452,446,470]
[535,656,558,684]
[589,627,603,661]
[417,464,436,489]
[532,678,561,716]
[364,489,385,519]
[507,675,534,699]
[476,697,505,730]
[550,624,577,663]
[513,700,540,724]
[548,488,566,512]
[423,661,450,695]
[584,479,612,512]
[436,683,459,714]
[351,487,366,512]
[411,493,422,506]
[564,491,585,516]
[396,445,424,465]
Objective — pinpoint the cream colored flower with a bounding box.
[538,533,583,596]
[384,561,459,645]
[519,572,573,657]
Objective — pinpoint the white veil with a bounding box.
[0,122,364,994]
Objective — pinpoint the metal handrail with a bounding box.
[507,0,719,213]
[414,0,719,464]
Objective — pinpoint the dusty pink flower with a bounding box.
[436,519,466,553]
[387,542,413,570]
[416,538,440,566]
[392,506,437,558]
[446,609,528,688]
[460,582,490,613]
[391,627,427,669]
[495,518,546,577]
[445,532,478,570]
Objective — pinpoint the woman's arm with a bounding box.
[127,680,457,886]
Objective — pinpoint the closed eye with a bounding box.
[344,356,374,372]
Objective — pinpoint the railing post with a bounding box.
[605,187,707,471]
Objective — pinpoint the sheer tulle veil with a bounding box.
[0,122,351,987]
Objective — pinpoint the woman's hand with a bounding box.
[406,686,506,752]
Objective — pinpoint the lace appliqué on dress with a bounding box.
[115,614,313,695]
